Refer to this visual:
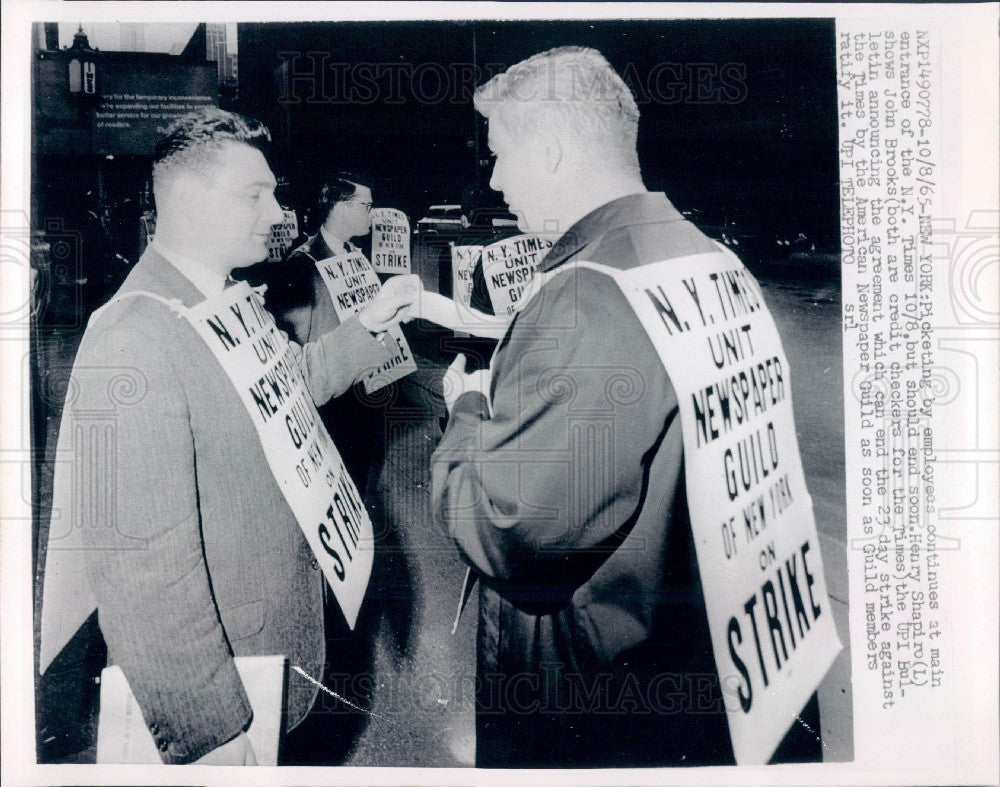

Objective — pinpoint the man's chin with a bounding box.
[226,247,268,270]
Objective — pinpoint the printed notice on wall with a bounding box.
[371,208,411,274]
[91,62,217,155]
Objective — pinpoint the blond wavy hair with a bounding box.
[474,46,641,169]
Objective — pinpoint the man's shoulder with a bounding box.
[288,233,330,263]
[80,269,196,366]
[513,264,643,351]
[584,217,719,273]
[528,212,720,317]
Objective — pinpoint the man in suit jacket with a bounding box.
[432,47,822,767]
[239,173,385,491]
[39,109,420,765]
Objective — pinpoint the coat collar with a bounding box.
[540,192,685,272]
[150,240,228,299]
[126,245,209,308]
[300,231,336,263]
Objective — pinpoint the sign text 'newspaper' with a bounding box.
[184,283,373,629]
[450,244,481,308]
[313,249,417,393]
[559,251,842,764]
[371,207,411,274]
[482,234,553,317]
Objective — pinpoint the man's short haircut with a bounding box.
[314,172,374,225]
[474,46,640,156]
[152,107,271,183]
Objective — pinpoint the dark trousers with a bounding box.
[475,681,822,768]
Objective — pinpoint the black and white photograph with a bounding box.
[1,3,996,785]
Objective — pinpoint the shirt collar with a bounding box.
[152,240,229,298]
[320,226,352,253]
[540,192,685,272]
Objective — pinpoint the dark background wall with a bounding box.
[238,18,838,247]
[31,17,839,324]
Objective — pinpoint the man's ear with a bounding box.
[161,171,201,217]
[326,200,344,227]
[524,133,563,175]
[542,134,563,174]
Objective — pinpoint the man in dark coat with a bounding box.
[235,173,408,763]
[431,46,821,768]
[240,173,385,492]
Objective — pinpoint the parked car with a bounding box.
[467,206,519,232]
[414,204,469,237]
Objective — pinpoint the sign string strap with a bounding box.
[89,290,187,323]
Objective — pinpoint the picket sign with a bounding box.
[480,234,553,317]
[520,248,843,765]
[313,249,417,393]
[183,283,373,628]
[371,208,410,273]
[266,209,299,263]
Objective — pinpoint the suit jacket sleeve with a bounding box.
[266,248,392,406]
[288,314,392,405]
[430,268,675,612]
[78,304,251,764]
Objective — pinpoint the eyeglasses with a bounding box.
[350,199,373,212]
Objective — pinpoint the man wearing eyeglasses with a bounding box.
[39,109,420,766]
[316,173,376,254]
[242,173,383,492]
[232,173,404,764]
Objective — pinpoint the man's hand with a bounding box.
[195,731,257,766]
[358,274,423,333]
[442,353,490,413]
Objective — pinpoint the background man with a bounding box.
[236,172,408,763]
[432,47,821,767]
[39,109,419,765]
[241,173,384,490]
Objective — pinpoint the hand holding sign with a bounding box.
[312,251,418,393]
[358,273,423,332]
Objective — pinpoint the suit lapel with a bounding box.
[308,233,335,263]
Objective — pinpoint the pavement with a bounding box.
[33,258,851,766]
